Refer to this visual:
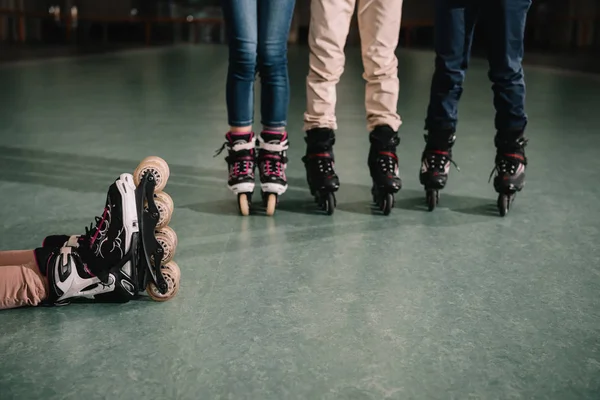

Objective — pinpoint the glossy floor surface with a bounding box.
[0,45,599,399]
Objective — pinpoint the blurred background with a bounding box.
[0,0,598,71]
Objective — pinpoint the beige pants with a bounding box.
[0,250,48,310]
[304,0,404,132]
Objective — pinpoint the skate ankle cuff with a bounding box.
[257,135,289,152]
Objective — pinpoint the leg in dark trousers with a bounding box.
[483,0,532,216]
[420,0,480,199]
[425,0,480,134]
[482,0,532,134]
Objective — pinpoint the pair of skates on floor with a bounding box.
[220,126,527,217]
[216,130,289,216]
[43,156,180,305]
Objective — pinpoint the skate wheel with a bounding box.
[238,193,250,216]
[324,192,335,215]
[498,194,510,217]
[154,226,177,264]
[147,261,180,302]
[265,193,277,216]
[153,191,174,229]
[382,193,393,216]
[134,156,170,192]
[426,190,438,212]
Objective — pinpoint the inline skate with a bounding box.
[40,156,180,304]
[368,125,402,215]
[489,132,528,216]
[214,131,256,216]
[419,130,459,211]
[302,128,340,215]
[257,130,289,216]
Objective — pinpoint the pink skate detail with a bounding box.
[90,209,108,246]
[226,131,254,143]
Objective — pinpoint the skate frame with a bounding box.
[135,172,169,295]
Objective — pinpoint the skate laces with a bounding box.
[488,137,528,182]
[488,152,526,182]
[214,132,256,178]
[81,207,110,252]
[425,149,460,172]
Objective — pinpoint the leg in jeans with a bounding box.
[483,0,531,134]
[425,0,480,134]
[483,0,532,208]
[357,0,403,133]
[0,250,48,310]
[220,0,258,211]
[420,0,480,195]
[358,0,403,211]
[255,0,295,207]
[222,0,258,132]
[257,0,295,130]
[304,0,356,131]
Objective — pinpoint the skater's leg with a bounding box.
[356,0,403,133]
[483,0,531,215]
[303,0,356,131]
[0,250,49,310]
[255,0,295,206]
[0,250,36,266]
[357,0,403,214]
[482,0,531,133]
[425,0,479,133]
[420,0,479,199]
[257,0,295,130]
[221,0,258,132]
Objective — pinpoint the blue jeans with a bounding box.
[222,0,296,128]
[425,0,532,133]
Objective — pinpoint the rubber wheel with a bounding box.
[325,192,335,215]
[382,193,393,216]
[147,261,180,302]
[498,194,509,217]
[265,193,277,216]
[238,193,250,216]
[426,190,437,212]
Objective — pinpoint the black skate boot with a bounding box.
[38,169,178,305]
[490,130,528,216]
[37,173,142,305]
[419,129,459,211]
[302,127,340,215]
[214,131,256,216]
[257,130,289,216]
[368,125,402,215]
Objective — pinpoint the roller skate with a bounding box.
[368,125,402,215]
[489,132,528,217]
[419,130,459,211]
[214,131,256,216]
[257,130,289,216]
[40,156,179,305]
[302,128,340,215]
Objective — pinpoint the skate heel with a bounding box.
[133,156,180,301]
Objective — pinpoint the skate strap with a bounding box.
[257,135,289,152]
[231,140,255,152]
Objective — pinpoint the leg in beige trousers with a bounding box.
[0,250,48,310]
[304,0,403,132]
